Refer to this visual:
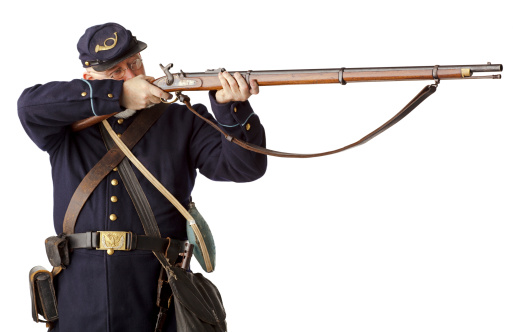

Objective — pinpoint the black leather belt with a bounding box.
[68,231,186,255]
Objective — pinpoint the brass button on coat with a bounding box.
[109,214,117,221]
[246,123,251,131]
[113,167,118,172]
[111,179,118,186]
[117,119,124,124]
[233,106,237,113]
[81,92,87,97]
[111,196,118,203]
[108,93,114,98]
[117,133,122,138]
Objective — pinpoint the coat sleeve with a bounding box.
[188,91,267,183]
[18,79,124,152]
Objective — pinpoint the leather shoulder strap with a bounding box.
[62,104,166,234]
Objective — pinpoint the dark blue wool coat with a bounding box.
[18,78,267,332]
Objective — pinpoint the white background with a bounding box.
[1,1,514,331]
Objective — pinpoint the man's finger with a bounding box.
[223,71,239,94]
[149,85,172,100]
[218,72,231,91]
[149,95,161,105]
[249,79,259,95]
[234,72,250,94]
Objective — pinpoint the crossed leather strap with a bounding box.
[62,104,167,235]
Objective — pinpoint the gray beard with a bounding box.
[115,109,137,119]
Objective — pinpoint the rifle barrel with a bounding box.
[153,64,502,92]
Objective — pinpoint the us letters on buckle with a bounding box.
[97,231,130,255]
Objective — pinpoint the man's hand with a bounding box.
[215,71,259,104]
[120,75,171,110]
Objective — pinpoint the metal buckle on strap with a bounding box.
[96,231,133,255]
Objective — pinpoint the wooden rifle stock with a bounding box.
[71,63,502,131]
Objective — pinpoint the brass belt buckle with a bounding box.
[97,231,132,255]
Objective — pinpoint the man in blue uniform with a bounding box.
[18,22,267,332]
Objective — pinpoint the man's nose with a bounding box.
[123,68,136,81]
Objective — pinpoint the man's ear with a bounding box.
[83,72,94,80]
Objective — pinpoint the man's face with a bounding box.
[84,54,145,81]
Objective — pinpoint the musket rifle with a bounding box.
[152,63,502,92]
[71,63,502,157]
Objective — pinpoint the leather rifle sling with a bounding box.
[181,84,438,158]
[62,104,166,235]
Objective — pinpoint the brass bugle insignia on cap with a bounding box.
[96,32,118,53]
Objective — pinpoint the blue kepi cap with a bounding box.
[77,22,147,71]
